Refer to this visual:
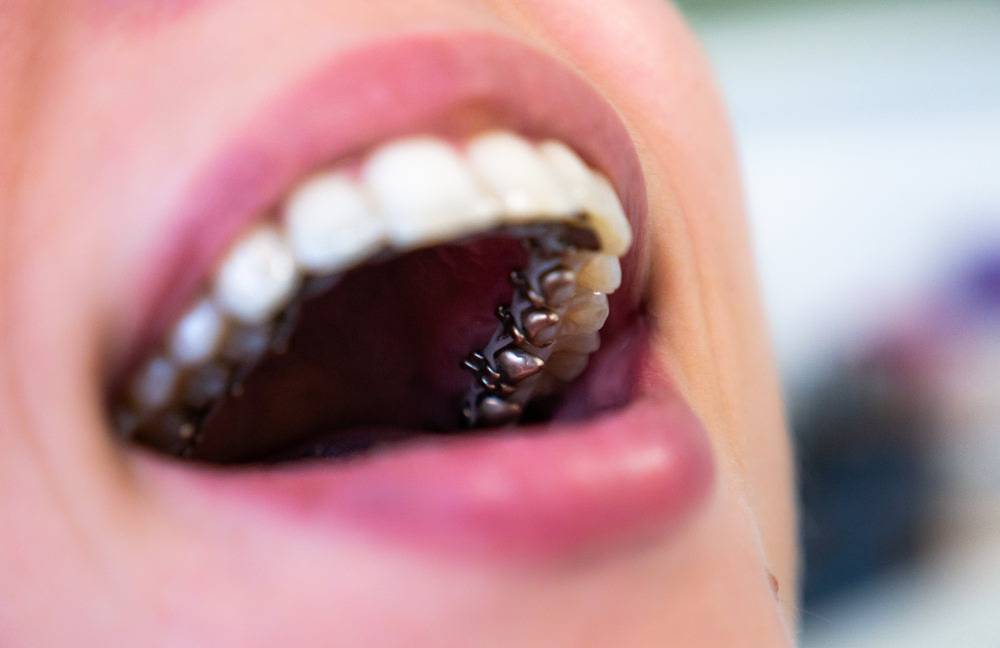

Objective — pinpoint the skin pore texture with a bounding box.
[0,1,796,646]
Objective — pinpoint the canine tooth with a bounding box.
[214,226,300,324]
[561,292,610,335]
[362,137,495,248]
[129,356,178,412]
[538,140,592,205]
[466,131,576,222]
[583,173,631,256]
[546,351,590,381]
[577,254,622,294]
[168,298,226,367]
[557,331,601,354]
[283,172,385,273]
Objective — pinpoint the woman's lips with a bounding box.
[135,362,714,559]
[120,31,713,559]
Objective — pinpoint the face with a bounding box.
[0,0,795,645]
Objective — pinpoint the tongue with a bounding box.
[191,236,530,463]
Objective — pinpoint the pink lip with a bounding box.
[123,31,647,376]
[137,364,714,559]
[124,32,713,560]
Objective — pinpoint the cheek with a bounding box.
[503,0,797,612]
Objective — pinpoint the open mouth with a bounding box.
[115,131,636,462]
[109,34,713,559]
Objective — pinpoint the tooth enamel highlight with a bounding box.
[283,172,385,273]
[576,254,622,294]
[538,140,592,206]
[362,137,495,247]
[583,173,632,256]
[214,226,300,324]
[168,298,226,367]
[129,356,178,412]
[466,131,577,221]
[561,292,610,335]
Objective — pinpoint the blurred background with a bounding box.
[674,0,1000,644]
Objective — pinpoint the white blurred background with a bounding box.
[676,0,1000,644]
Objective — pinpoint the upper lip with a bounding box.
[116,31,712,561]
[115,31,647,380]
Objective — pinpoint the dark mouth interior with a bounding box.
[149,230,645,464]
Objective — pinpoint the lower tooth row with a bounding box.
[460,223,613,428]
[117,222,618,455]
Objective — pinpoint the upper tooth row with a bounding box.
[235,131,629,324]
[129,131,631,412]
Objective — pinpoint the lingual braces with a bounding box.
[117,221,601,455]
[461,220,600,428]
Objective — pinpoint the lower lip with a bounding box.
[125,32,707,561]
[134,366,714,560]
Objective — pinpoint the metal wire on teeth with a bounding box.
[118,221,599,454]
[461,222,599,428]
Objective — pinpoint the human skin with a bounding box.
[0,1,795,646]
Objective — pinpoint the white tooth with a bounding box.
[546,351,590,382]
[557,331,601,354]
[129,356,178,412]
[214,225,300,324]
[561,291,610,335]
[168,298,226,367]
[466,131,576,222]
[540,141,632,256]
[362,137,495,248]
[583,172,632,256]
[283,172,385,273]
[576,254,622,294]
[538,140,592,206]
